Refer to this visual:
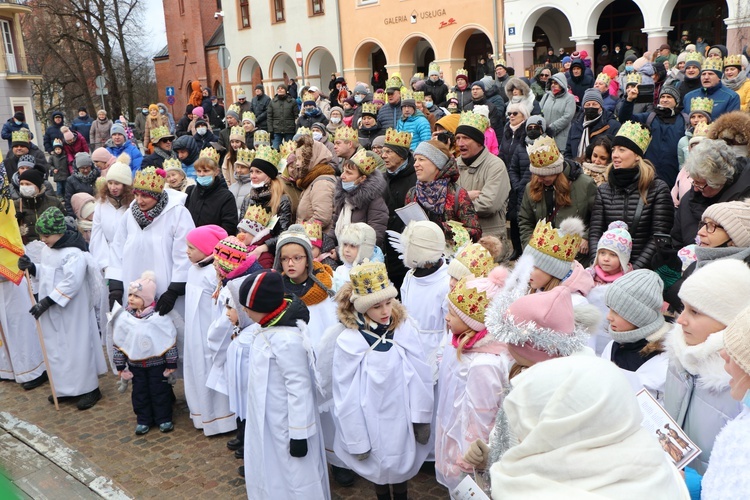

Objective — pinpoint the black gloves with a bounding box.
[18,255,36,276]
[155,282,185,316]
[108,280,124,309]
[29,296,54,319]
[413,423,431,445]
[289,438,308,458]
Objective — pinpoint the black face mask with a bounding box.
[526,129,542,140]
[584,108,601,120]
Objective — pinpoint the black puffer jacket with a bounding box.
[383,154,417,291]
[424,78,449,107]
[588,168,674,269]
[185,176,238,236]
[64,170,100,216]
[508,136,539,209]
[238,186,293,254]
[500,123,526,217]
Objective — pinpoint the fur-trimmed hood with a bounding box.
[335,283,407,330]
[334,168,386,210]
[505,77,531,98]
[665,324,730,392]
[707,110,750,155]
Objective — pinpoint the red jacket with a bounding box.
[63,131,91,173]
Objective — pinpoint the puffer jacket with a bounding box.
[518,160,597,246]
[508,136,534,210]
[105,138,143,172]
[456,147,511,239]
[376,102,402,131]
[267,94,299,135]
[404,158,482,243]
[395,111,432,150]
[424,78,449,106]
[49,152,69,182]
[185,175,238,236]
[499,122,526,168]
[64,169,100,216]
[330,170,389,247]
[296,109,328,129]
[452,86,472,110]
[238,186,292,254]
[251,93,272,131]
[383,154,417,291]
[588,167,674,269]
[228,175,254,214]
[540,74,577,152]
[296,163,337,231]
[564,108,621,160]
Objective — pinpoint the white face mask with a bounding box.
[196,127,207,136]
[312,131,323,141]
[20,185,38,198]
[331,117,341,124]
[251,181,267,189]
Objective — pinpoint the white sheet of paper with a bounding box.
[451,475,491,500]
[395,201,428,225]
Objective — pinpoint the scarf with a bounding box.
[357,314,395,352]
[127,302,157,319]
[594,264,624,283]
[415,177,450,215]
[451,328,488,350]
[508,121,523,133]
[610,167,639,188]
[722,71,747,91]
[577,115,601,158]
[695,245,750,268]
[297,162,335,190]
[131,191,168,229]
[153,147,175,162]
[75,168,99,184]
[107,194,123,210]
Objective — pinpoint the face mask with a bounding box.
[159,108,165,114]
[14,120,21,125]
[526,129,542,140]
[312,131,323,141]
[625,65,634,72]
[584,108,601,120]
[331,117,341,124]
[354,95,364,104]
[197,127,207,136]
[305,109,315,116]
[142,109,148,115]
[251,180,267,189]
[196,175,213,187]
[19,185,37,198]
[341,180,357,192]
[425,101,434,109]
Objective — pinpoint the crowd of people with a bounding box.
[2,40,750,500]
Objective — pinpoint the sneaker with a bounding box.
[22,371,48,390]
[135,424,150,435]
[238,466,244,478]
[227,437,242,450]
[76,388,102,410]
[234,448,243,459]
[159,422,174,433]
[331,465,356,487]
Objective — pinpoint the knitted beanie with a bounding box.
[596,221,632,273]
[525,217,585,279]
[414,141,449,171]
[214,236,249,279]
[91,147,115,166]
[527,136,564,176]
[678,259,750,326]
[75,152,93,170]
[71,192,96,221]
[63,128,75,143]
[659,85,681,106]
[106,162,133,186]
[338,223,376,265]
[273,224,314,272]
[186,224,228,257]
[582,88,604,108]
[723,304,750,375]
[349,261,398,314]
[35,207,66,235]
[701,200,750,248]
[401,220,445,269]
[19,168,44,189]
[605,270,665,343]
[239,270,286,313]
[18,154,35,169]
[128,271,158,306]
[448,266,509,331]
[110,123,126,137]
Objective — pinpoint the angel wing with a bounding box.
[386,229,406,261]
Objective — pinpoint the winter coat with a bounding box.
[9,168,54,201]
[185,175,238,236]
[518,160,597,246]
[251,93,272,131]
[296,110,328,129]
[1,118,32,151]
[723,77,750,110]
[588,168,674,269]
[89,118,113,150]
[296,163,337,231]
[499,123,526,169]
[357,125,385,151]
[192,130,219,151]
[567,60,595,103]
[405,159,482,243]
[464,98,503,139]
[175,114,192,138]
[238,187,292,253]
[133,112,147,141]
[63,131,90,168]
[50,153,69,182]
[64,170,100,216]
[456,147,511,238]
[424,78,449,106]
[330,170,389,247]
[670,158,750,248]
[395,112,432,150]
[382,155,417,290]
[3,145,49,180]
[452,87,473,110]
[508,137,534,210]
[228,176,254,214]
[701,406,750,497]
[143,114,170,149]
[377,102,402,131]
[13,189,65,244]
[564,108,621,160]
[43,112,65,153]
[141,147,177,169]
[267,94,299,135]
[683,83,741,121]
[105,139,143,173]
[540,74,577,152]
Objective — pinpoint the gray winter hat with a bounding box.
[582,88,604,108]
[526,115,547,131]
[605,269,666,343]
[75,152,93,170]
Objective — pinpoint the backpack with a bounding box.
[645,111,690,131]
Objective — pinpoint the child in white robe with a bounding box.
[332,222,384,292]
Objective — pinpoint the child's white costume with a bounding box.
[0,275,44,383]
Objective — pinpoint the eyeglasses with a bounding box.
[282,255,306,264]
[698,220,723,234]
[507,112,520,117]
[691,179,708,191]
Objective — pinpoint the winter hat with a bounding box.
[17,154,35,169]
[701,200,750,248]
[63,127,75,143]
[447,236,504,281]
[229,126,246,143]
[596,221,632,273]
[678,244,697,272]
[524,218,585,279]
[613,121,651,157]
[52,138,63,149]
[13,111,24,121]
[383,128,412,159]
[132,167,166,199]
[106,156,134,186]
[338,223,377,265]
[582,88,604,108]
[187,224,228,257]
[273,224,314,271]
[250,145,280,179]
[678,259,750,326]
[605,270,666,343]
[561,56,572,65]
[701,57,724,78]
[225,108,240,121]
[414,140,449,171]
[110,123,126,137]
[684,53,703,70]
[310,121,327,133]
[723,303,750,375]
[213,236,249,279]
[677,52,688,65]
[659,85,681,106]
[128,271,158,306]
[192,106,204,118]
[75,152,93,170]
[148,104,159,113]
[71,192,96,221]
[19,168,44,190]
[471,81,485,92]
[91,147,116,167]
[353,83,368,95]
[349,261,398,314]
[239,270,286,313]
[448,266,509,331]
[688,97,713,121]
[428,63,440,78]
[455,110,488,146]
[526,115,546,132]
[473,104,490,120]
[35,207,66,235]
[399,220,445,269]
[527,136,564,176]
[707,46,726,58]
[371,135,386,150]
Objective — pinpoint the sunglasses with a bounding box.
[507,112,520,117]
[539,74,550,78]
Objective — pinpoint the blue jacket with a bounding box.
[683,83,740,121]
[71,115,95,144]
[377,102,402,131]
[619,101,686,187]
[395,111,432,150]
[1,118,31,151]
[105,139,143,173]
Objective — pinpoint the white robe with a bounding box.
[244,323,330,500]
[602,340,669,403]
[0,277,45,383]
[182,264,235,435]
[227,323,260,420]
[307,298,338,348]
[332,321,434,485]
[37,245,107,396]
[205,287,234,395]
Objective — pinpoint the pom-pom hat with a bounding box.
[596,221,632,272]
[338,223,377,265]
[524,217,585,279]
[133,167,166,198]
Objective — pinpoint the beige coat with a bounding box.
[296,164,337,232]
[456,147,511,239]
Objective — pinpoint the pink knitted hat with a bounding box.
[128,271,158,306]
[91,147,115,166]
[187,225,228,257]
[192,106,204,118]
[213,236,250,279]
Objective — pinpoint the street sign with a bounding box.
[295,43,303,67]
[95,75,106,89]
[95,88,108,96]
[218,46,231,70]
[167,96,175,105]
[166,86,175,97]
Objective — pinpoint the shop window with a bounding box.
[272,0,285,23]
[239,0,250,28]
[311,0,324,15]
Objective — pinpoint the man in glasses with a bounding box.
[376,75,404,130]
[142,126,178,168]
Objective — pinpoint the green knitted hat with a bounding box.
[36,207,66,235]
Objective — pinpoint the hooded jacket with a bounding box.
[564,108,621,160]
[62,131,90,167]
[424,78,449,106]
[330,170,389,247]
[566,59,595,103]
[395,110,432,150]
[185,175,238,236]
[13,187,65,244]
[540,74,577,152]
[70,113,94,144]
[65,167,100,217]
[2,117,31,151]
[104,138,143,173]
[504,78,542,117]
[43,111,65,153]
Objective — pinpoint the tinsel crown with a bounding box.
[458,111,489,133]
[528,220,581,262]
[199,147,220,163]
[242,111,256,123]
[384,128,412,148]
[334,126,358,142]
[449,276,490,324]
[690,97,714,114]
[527,136,562,168]
[616,121,652,155]
[253,144,280,167]
[351,149,377,176]
[625,72,642,86]
[455,242,495,278]
[350,261,393,297]
[236,147,255,165]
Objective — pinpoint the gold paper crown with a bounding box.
[724,55,743,68]
[302,91,316,102]
[384,128,412,148]
[253,144,280,168]
[458,111,489,133]
[413,72,424,81]
[350,261,393,297]
[616,121,652,154]
[685,52,703,65]
[236,88,247,96]
[385,74,404,90]
[414,91,424,103]
[230,126,245,138]
[429,62,440,74]
[11,129,29,144]
[455,243,495,278]
[199,147,220,163]
[400,89,414,102]
[150,126,173,143]
[455,69,469,78]
[446,91,457,101]
[133,166,166,194]
[254,130,270,144]
[448,276,491,324]
[242,111,256,123]
[493,55,506,67]
[244,205,272,227]
[693,121,710,138]
[334,126,358,142]
[528,220,582,262]
[162,157,182,171]
[228,104,242,115]
[690,97,714,115]
[702,57,723,73]
[236,147,256,165]
[351,149,377,176]
[280,139,296,158]
[296,126,312,137]
[596,73,611,86]
[527,136,562,168]
[625,72,642,86]
[303,220,322,241]
[361,102,378,116]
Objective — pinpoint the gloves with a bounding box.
[463,439,490,469]
[18,255,36,276]
[29,296,54,319]
[155,282,185,316]
[289,438,308,458]
[413,423,430,445]
[108,279,124,309]
[354,451,370,461]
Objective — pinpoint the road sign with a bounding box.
[218,46,231,70]
[95,75,106,89]
[166,86,175,97]
[295,43,303,67]
[167,96,175,105]
[95,88,108,96]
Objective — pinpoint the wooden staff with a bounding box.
[25,271,59,410]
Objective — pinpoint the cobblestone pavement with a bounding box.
[0,373,448,499]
